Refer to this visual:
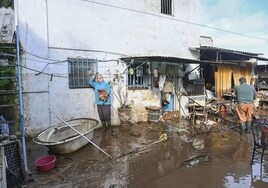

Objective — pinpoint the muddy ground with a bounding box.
[23,108,268,188]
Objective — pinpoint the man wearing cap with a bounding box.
[235,76,257,134]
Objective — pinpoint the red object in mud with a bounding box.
[35,155,56,172]
[261,125,268,145]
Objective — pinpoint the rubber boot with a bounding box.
[107,121,115,136]
[246,121,252,133]
[240,122,246,135]
[101,121,107,129]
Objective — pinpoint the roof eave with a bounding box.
[120,56,212,64]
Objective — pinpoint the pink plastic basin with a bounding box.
[35,155,56,172]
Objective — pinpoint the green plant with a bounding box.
[0,66,15,88]
[0,43,22,135]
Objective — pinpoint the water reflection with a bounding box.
[103,156,128,188]
[222,139,268,188]
[251,162,268,187]
[26,119,268,188]
[126,131,185,187]
[224,175,252,188]
[99,131,129,188]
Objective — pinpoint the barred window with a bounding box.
[161,0,172,15]
[0,0,14,9]
[68,58,97,88]
[127,60,150,89]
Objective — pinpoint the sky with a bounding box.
[200,0,268,59]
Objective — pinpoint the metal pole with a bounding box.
[56,116,112,158]
[16,25,29,172]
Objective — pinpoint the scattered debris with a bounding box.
[190,137,205,150]
[188,159,199,167]
[109,184,124,188]
[176,128,190,135]
[117,133,168,159]
[160,111,180,121]
[181,154,210,167]
[129,131,141,137]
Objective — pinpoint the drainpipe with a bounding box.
[16,25,29,173]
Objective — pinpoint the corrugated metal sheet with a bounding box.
[193,46,263,56]
[190,46,268,62]
[120,56,213,64]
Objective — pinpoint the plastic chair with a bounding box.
[250,118,268,165]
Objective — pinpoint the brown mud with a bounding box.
[24,109,268,188]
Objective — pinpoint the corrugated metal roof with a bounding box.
[193,46,263,55]
[120,56,213,64]
[190,46,268,61]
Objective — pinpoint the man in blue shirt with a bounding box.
[89,73,112,132]
[236,76,257,134]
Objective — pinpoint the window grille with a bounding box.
[0,0,14,9]
[68,58,97,88]
[127,60,150,89]
[161,0,172,15]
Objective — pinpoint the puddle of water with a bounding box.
[25,114,268,188]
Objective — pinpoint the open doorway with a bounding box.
[201,63,253,98]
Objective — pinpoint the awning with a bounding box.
[190,46,268,61]
[119,55,256,66]
[120,56,214,65]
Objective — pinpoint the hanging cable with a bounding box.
[82,0,268,42]
[35,60,67,76]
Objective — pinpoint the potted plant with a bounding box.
[111,70,133,125]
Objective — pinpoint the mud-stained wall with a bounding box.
[128,89,161,123]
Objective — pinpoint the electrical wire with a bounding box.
[24,50,64,62]
[82,0,268,42]
[18,64,68,78]
[35,60,67,76]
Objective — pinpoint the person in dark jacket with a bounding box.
[235,76,257,134]
[89,73,112,132]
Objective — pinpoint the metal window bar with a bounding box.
[68,58,96,88]
[170,0,173,15]
[77,60,79,86]
[161,0,164,13]
[127,62,150,89]
[166,0,168,14]
[82,59,85,86]
[161,0,172,15]
[0,0,14,8]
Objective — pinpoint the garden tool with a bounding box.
[148,133,168,146]
[159,133,168,142]
[117,133,168,159]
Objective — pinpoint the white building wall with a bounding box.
[15,0,200,135]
